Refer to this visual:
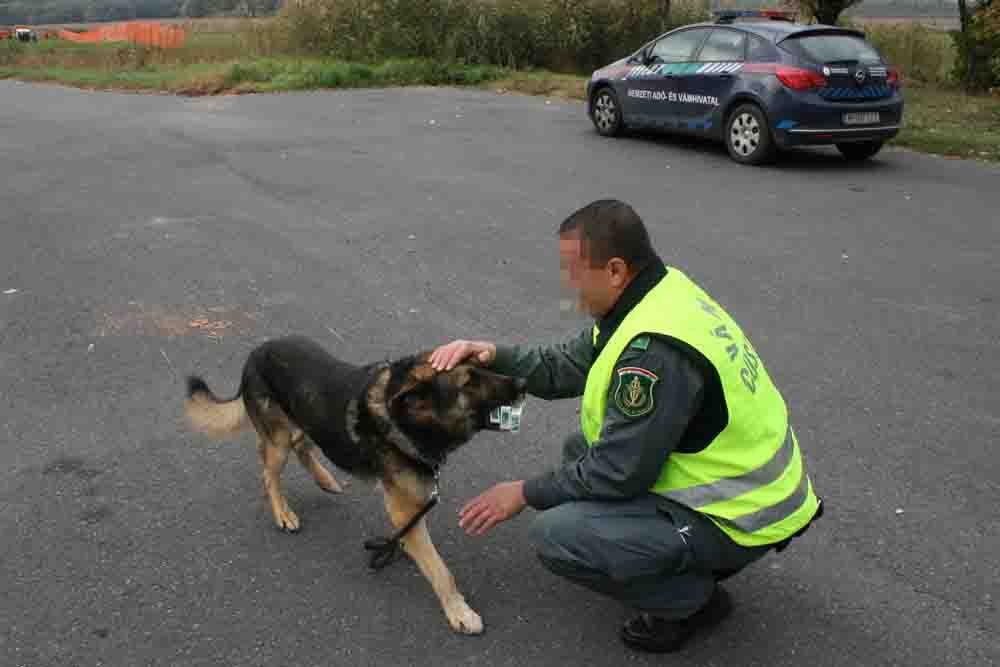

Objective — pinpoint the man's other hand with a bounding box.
[458,481,527,536]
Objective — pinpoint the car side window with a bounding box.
[696,28,747,62]
[746,34,775,62]
[648,29,710,64]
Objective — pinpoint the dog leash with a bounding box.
[364,473,441,571]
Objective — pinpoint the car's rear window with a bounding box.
[779,33,883,64]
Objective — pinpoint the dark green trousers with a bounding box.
[529,433,772,619]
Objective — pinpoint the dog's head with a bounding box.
[382,355,527,458]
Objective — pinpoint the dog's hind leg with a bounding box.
[291,431,344,494]
[257,431,300,533]
[382,471,484,635]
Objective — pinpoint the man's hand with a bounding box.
[429,340,497,372]
[458,481,527,536]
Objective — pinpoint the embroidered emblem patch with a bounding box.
[613,366,659,418]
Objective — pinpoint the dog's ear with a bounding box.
[411,363,437,383]
[388,363,438,404]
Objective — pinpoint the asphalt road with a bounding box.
[1,79,997,667]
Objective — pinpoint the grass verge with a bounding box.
[894,85,1000,162]
[0,56,509,95]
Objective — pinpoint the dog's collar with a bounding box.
[383,421,445,474]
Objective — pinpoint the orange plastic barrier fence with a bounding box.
[57,21,186,49]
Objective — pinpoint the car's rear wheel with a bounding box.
[836,140,884,161]
[726,104,776,166]
[591,86,623,137]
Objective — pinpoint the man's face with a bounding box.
[559,234,623,318]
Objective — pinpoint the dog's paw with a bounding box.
[445,599,484,635]
[275,506,301,533]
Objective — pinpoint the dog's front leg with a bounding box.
[382,478,484,635]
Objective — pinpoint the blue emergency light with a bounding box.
[712,9,798,24]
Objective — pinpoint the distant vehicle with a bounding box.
[586,9,904,164]
[14,26,38,42]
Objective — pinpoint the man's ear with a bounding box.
[607,257,630,288]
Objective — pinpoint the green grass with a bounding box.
[0,47,510,95]
[227,58,508,92]
[895,85,1000,161]
[0,62,236,93]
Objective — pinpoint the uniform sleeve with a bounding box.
[522,337,706,510]
[490,327,595,400]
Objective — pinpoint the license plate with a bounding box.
[843,112,880,125]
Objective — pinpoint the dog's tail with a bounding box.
[184,375,250,440]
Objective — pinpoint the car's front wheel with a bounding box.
[836,140,884,161]
[590,86,624,137]
[726,104,776,166]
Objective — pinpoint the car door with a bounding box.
[678,27,748,133]
[622,28,710,131]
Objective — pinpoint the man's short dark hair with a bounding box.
[557,199,658,272]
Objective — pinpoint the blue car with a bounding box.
[586,9,904,165]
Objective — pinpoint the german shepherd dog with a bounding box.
[183,335,526,635]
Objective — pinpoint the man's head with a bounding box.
[557,199,658,318]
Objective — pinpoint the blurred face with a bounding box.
[559,232,631,318]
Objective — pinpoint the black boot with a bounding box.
[620,586,733,653]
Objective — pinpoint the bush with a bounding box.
[859,22,955,86]
[112,43,158,69]
[275,0,710,73]
[951,2,1000,90]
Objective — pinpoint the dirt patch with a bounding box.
[93,302,258,339]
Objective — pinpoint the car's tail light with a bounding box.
[775,66,827,91]
[887,67,902,88]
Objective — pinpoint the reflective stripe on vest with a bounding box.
[580,267,819,547]
[664,427,795,509]
[721,462,813,533]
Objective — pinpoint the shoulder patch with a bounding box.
[628,335,650,351]
[612,366,659,418]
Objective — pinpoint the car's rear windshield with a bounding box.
[779,33,883,64]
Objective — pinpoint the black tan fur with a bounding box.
[183,334,526,635]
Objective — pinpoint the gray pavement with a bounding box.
[1,79,998,667]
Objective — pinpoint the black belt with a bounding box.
[713,497,824,582]
[774,496,824,553]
